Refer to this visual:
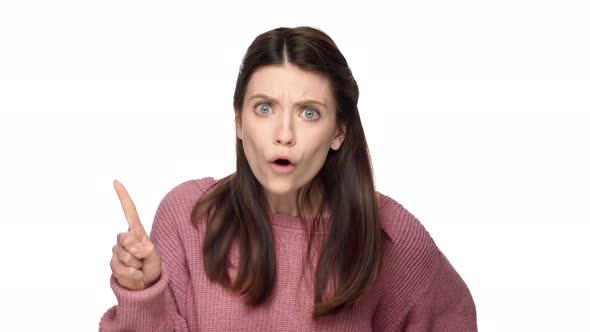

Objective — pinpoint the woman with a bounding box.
[100,26,477,331]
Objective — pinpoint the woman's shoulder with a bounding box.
[166,176,216,197]
[150,177,219,234]
[377,192,434,243]
[375,191,441,291]
[156,176,218,211]
[376,192,440,264]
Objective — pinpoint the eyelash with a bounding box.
[254,102,320,120]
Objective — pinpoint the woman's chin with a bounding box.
[263,183,298,197]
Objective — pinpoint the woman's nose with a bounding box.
[274,114,295,146]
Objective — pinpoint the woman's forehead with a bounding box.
[246,64,333,104]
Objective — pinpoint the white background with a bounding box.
[1,1,588,331]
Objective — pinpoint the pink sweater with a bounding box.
[100,177,477,331]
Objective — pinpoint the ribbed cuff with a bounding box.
[109,267,170,329]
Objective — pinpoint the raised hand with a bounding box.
[110,180,161,290]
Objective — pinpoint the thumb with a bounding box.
[136,241,161,284]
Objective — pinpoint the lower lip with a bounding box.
[270,162,295,173]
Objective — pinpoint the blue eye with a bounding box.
[303,108,319,120]
[256,103,272,115]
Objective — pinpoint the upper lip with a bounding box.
[270,155,297,166]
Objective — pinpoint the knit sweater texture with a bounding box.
[99,177,477,331]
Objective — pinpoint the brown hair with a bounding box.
[192,26,382,317]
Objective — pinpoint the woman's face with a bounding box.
[236,62,346,208]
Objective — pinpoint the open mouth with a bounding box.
[270,158,296,173]
[274,159,292,166]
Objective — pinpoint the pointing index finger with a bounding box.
[113,180,147,240]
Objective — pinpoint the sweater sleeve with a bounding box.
[397,251,477,331]
[372,196,477,331]
[99,183,194,331]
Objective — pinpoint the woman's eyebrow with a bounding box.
[248,93,327,109]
